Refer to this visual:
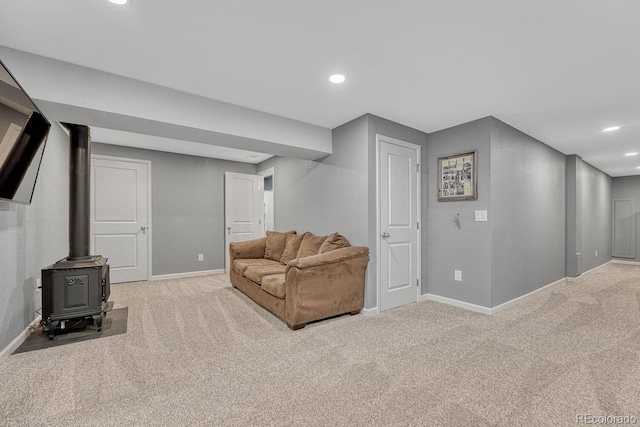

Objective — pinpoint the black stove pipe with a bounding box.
[62,123,91,261]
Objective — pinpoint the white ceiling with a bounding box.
[1,0,639,175]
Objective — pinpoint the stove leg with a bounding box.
[93,313,103,333]
[48,320,59,340]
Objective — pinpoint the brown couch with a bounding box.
[229,231,369,330]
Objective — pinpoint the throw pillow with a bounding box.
[318,232,351,253]
[297,232,327,258]
[264,230,296,261]
[280,233,305,265]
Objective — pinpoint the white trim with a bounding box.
[91,154,153,282]
[490,277,567,314]
[424,294,492,315]
[567,260,612,281]
[151,269,225,281]
[425,277,569,315]
[0,316,41,359]
[376,134,422,313]
[257,167,275,182]
[360,307,378,318]
[403,261,617,316]
[611,259,640,266]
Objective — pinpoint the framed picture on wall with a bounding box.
[437,150,477,202]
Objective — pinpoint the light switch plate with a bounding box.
[475,210,488,221]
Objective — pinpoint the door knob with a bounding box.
[227,227,231,234]
[141,226,147,231]
[381,232,390,238]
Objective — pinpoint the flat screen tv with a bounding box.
[0,58,50,204]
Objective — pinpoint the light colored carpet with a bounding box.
[1,263,639,426]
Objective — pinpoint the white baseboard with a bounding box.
[424,294,492,315]
[424,277,567,315]
[360,307,378,318]
[611,259,640,266]
[151,269,225,281]
[424,261,615,316]
[0,315,41,359]
[490,277,567,314]
[567,260,612,282]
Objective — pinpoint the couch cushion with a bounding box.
[233,258,281,275]
[244,264,287,284]
[318,232,351,253]
[264,230,296,261]
[280,233,305,264]
[261,274,286,299]
[298,232,327,258]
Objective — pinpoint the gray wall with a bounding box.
[565,155,582,277]
[427,117,611,309]
[426,117,493,307]
[257,115,369,244]
[0,120,68,352]
[258,114,428,310]
[612,176,640,262]
[580,161,612,272]
[91,143,256,276]
[489,118,566,307]
[566,155,612,276]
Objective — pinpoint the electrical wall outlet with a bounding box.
[454,270,462,281]
[595,250,598,257]
[198,254,204,261]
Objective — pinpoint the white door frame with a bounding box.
[91,154,152,281]
[376,134,422,315]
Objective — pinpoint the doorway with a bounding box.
[258,167,275,232]
[377,135,421,312]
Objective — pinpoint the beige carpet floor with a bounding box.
[1,263,639,426]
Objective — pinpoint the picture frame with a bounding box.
[437,150,477,202]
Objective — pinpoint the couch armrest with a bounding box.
[229,237,267,262]
[284,246,369,329]
[286,246,369,271]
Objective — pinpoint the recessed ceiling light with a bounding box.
[625,152,638,156]
[329,74,346,84]
[636,166,640,169]
[109,0,128,4]
[603,126,620,132]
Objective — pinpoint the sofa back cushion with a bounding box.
[318,232,351,253]
[264,230,296,261]
[280,233,305,264]
[297,232,327,258]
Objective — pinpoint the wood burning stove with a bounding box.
[41,123,110,340]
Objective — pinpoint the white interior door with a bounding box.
[225,172,264,272]
[91,155,151,283]
[379,135,420,312]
